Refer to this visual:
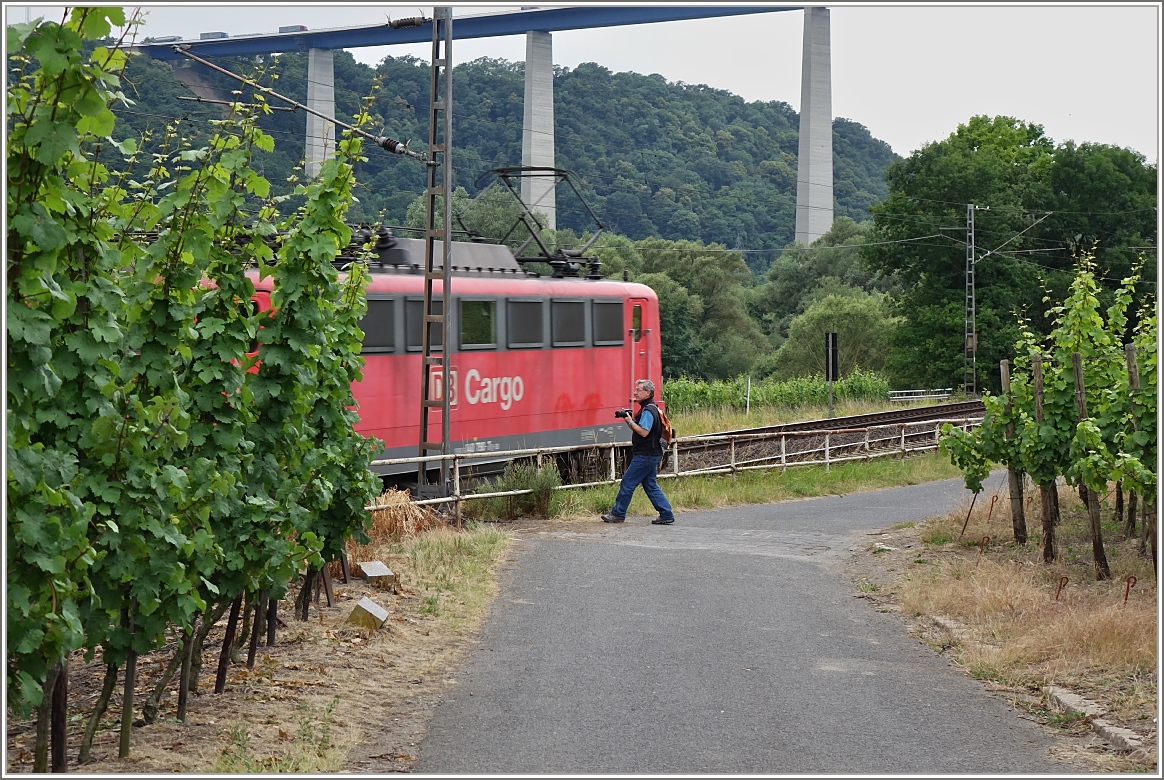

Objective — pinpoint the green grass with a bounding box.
[553,452,962,518]
[671,398,935,438]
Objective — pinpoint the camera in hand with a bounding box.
[614,408,633,419]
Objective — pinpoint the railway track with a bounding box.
[658,400,986,479]
[682,400,986,440]
[554,401,986,486]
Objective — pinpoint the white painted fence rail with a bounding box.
[889,388,954,403]
[364,416,983,523]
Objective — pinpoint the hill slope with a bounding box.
[118,50,898,271]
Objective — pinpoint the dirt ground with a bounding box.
[5,512,1157,773]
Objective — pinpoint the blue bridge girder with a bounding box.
[135,6,799,60]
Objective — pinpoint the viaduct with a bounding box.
[138,6,835,245]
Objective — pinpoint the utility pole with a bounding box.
[964,204,987,396]
[965,207,1053,397]
[418,7,453,495]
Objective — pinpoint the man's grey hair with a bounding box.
[635,379,655,395]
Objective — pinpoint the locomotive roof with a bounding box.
[368,236,524,275]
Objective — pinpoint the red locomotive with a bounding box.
[248,232,664,481]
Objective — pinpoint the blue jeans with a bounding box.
[611,454,674,520]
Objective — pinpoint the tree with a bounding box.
[750,216,895,343]
[864,115,1156,392]
[769,292,898,380]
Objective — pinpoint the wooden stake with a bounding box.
[266,595,278,646]
[51,660,67,773]
[1072,351,1111,580]
[1000,359,1027,543]
[215,594,243,694]
[1033,355,1058,563]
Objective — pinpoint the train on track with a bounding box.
[248,229,665,484]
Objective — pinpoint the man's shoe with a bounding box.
[602,513,625,523]
[652,516,675,525]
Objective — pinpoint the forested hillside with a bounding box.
[105,44,1156,390]
[115,48,897,272]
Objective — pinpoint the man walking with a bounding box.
[602,379,676,525]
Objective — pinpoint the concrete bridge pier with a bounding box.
[794,6,834,245]
[306,47,335,178]
[521,30,556,230]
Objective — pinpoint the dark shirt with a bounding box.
[631,401,664,457]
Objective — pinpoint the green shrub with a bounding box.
[469,459,562,520]
[662,369,890,414]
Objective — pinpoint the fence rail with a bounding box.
[889,388,954,403]
[365,416,983,523]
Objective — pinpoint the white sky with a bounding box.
[7,3,1161,163]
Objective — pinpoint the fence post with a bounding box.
[453,455,462,530]
[609,443,616,483]
[1072,351,1111,580]
[730,436,737,476]
[673,438,679,477]
[999,359,1027,544]
[864,428,870,461]
[781,434,786,471]
[900,424,906,459]
[933,423,940,450]
[825,432,830,472]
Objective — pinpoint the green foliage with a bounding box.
[767,291,899,380]
[6,11,382,722]
[750,217,898,342]
[864,115,1156,392]
[940,256,1156,501]
[106,51,897,263]
[7,6,131,714]
[662,369,889,414]
[470,460,562,520]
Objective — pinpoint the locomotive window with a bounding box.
[551,299,585,347]
[592,300,624,346]
[507,299,544,348]
[405,298,443,351]
[632,304,643,343]
[358,298,395,353]
[460,299,496,350]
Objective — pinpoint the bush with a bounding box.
[469,459,562,520]
[662,369,890,414]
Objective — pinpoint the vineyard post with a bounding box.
[267,595,278,647]
[999,359,1027,543]
[1124,343,1156,574]
[215,595,243,694]
[1124,343,1143,539]
[33,663,61,772]
[1072,352,1112,580]
[176,620,197,721]
[119,652,136,759]
[51,661,67,773]
[1033,355,1058,563]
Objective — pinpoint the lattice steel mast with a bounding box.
[417,7,454,493]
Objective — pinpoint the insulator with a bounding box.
[389,16,428,29]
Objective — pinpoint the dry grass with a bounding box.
[902,557,1156,679]
[881,480,1158,770]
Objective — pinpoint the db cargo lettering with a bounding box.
[464,370,524,410]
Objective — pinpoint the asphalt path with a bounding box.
[415,476,1068,774]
